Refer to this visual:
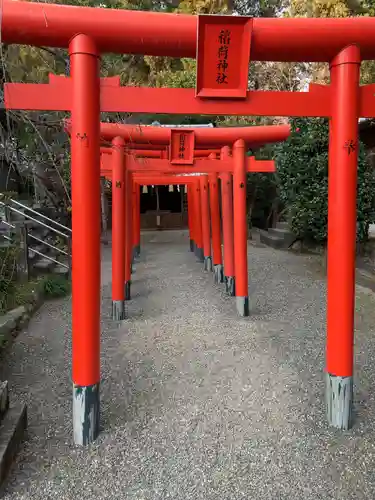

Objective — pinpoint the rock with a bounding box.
[0,316,16,340]
[0,302,38,347]
[0,382,9,423]
[6,306,27,323]
[0,403,27,490]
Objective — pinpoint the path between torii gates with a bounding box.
[1,229,375,500]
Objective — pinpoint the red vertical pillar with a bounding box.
[132,180,137,263]
[194,178,204,263]
[111,137,126,321]
[220,147,235,296]
[233,139,249,317]
[200,175,212,271]
[135,184,141,257]
[326,45,360,430]
[187,184,195,252]
[125,170,133,301]
[70,34,100,446]
[209,172,224,283]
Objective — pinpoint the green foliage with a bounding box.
[0,192,18,203]
[247,172,279,229]
[0,247,71,314]
[41,274,71,299]
[0,246,17,314]
[273,118,375,244]
[155,59,197,89]
[288,0,375,85]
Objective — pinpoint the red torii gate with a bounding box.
[97,123,284,300]
[3,0,373,442]
[97,120,284,268]
[100,143,277,319]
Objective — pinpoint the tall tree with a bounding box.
[288,0,375,84]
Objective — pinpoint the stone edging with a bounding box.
[0,292,44,350]
[356,265,375,293]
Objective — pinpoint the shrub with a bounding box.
[41,274,71,298]
[273,117,375,244]
[0,246,18,314]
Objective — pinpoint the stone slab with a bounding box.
[0,404,27,491]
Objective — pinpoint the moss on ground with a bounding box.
[0,274,71,315]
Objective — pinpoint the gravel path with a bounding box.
[1,229,375,499]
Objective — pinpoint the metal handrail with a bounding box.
[9,198,72,234]
[0,233,68,269]
[28,233,69,256]
[30,247,69,269]
[1,219,14,229]
[1,213,69,254]
[0,203,69,239]
[1,212,70,269]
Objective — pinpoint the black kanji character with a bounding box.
[216,72,228,84]
[218,45,229,60]
[217,60,229,72]
[344,140,356,156]
[218,29,231,45]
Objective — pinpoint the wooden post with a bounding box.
[233,139,249,317]
[194,179,204,263]
[200,175,212,271]
[132,180,138,263]
[187,184,195,252]
[326,45,360,430]
[4,204,12,226]
[70,34,101,446]
[100,177,109,243]
[111,136,126,320]
[220,147,235,296]
[67,236,72,281]
[13,221,30,283]
[125,170,133,300]
[136,185,141,257]
[209,172,224,283]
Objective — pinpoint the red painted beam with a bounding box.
[67,116,290,147]
[100,146,220,158]
[101,85,333,118]
[5,77,334,118]
[6,78,375,118]
[134,177,202,185]
[100,172,202,184]
[127,158,235,173]
[98,123,290,147]
[101,156,275,174]
[4,1,375,62]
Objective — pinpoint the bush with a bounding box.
[273,118,375,244]
[0,246,18,314]
[0,244,71,315]
[41,274,71,298]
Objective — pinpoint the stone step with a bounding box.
[0,307,27,344]
[0,241,13,250]
[259,230,295,250]
[0,383,9,424]
[52,265,70,277]
[28,243,61,259]
[0,403,27,489]
[276,221,290,230]
[268,227,296,243]
[33,258,56,273]
[0,222,12,235]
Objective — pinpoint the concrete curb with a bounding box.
[0,291,44,350]
[0,401,27,494]
[356,265,375,294]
